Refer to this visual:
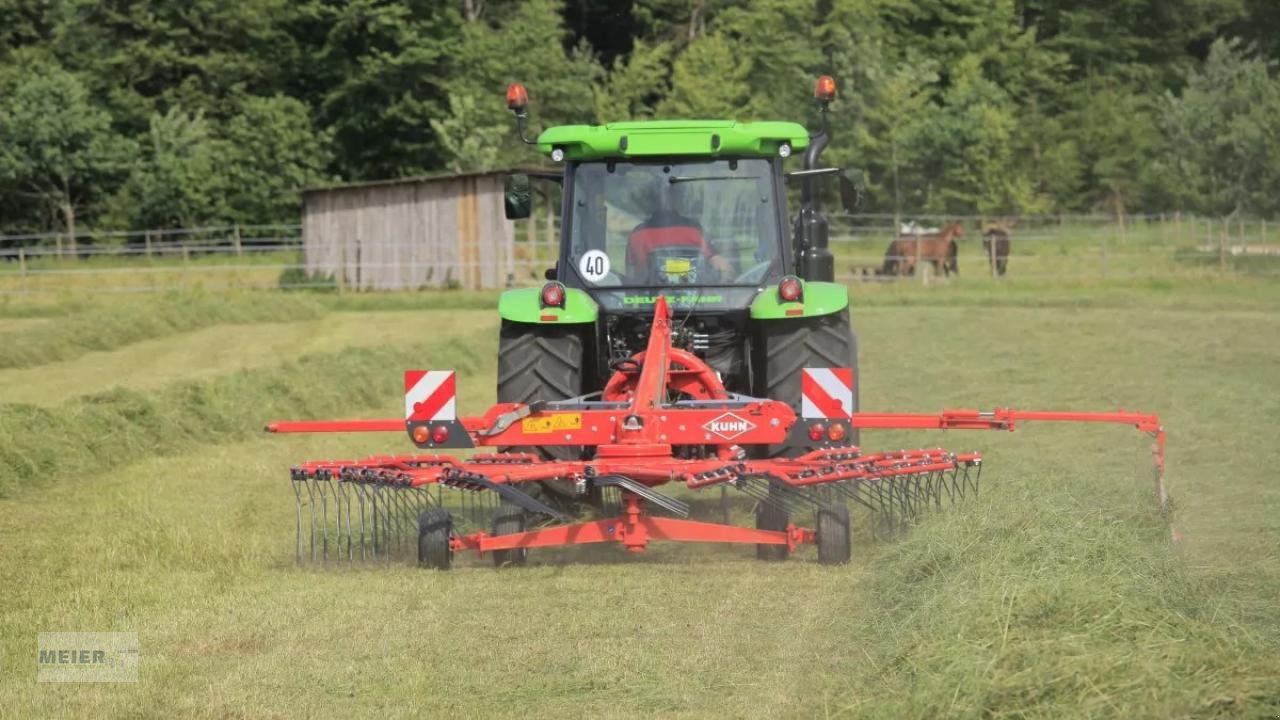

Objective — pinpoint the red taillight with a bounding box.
[541,282,565,308]
[411,425,431,444]
[779,276,803,303]
[808,423,825,441]
[827,423,847,442]
[814,75,837,102]
[431,425,450,444]
[506,82,528,111]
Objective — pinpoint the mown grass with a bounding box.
[0,319,496,497]
[0,309,496,406]
[0,291,325,369]
[0,282,1277,717]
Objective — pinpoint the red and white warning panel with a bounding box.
[404,370,457,422]
[801,368,855,419]
[404,370,472,449]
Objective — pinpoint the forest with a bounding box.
[1,0,1278,241]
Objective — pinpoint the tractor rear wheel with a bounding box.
[491,502,528,568]
[756,309,859,454]
[755,485,790,561]
[417,507,454,570]
[497,320,587,506]
[816,502,852,565]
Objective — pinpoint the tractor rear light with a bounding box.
[506,82,528,111]
[778,142,792,159]
[431,425,450,444]
[411,425,431,444]
[814,75,837,102]
[808,423,825,441]
[550,147,566,162]
[778,276,803,303]
[540,282,565,308]
[827,423,847,442]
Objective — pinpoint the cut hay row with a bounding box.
[0,325,497,497]
[0,291,324,369]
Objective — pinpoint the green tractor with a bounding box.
[496,77,861,548]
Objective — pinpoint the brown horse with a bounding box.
[881,221,966,277]
[981,220,1015,276]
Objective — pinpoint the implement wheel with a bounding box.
[756,309,859,454]
[816,503,852,565]
[755,485,791,561]
[417,507,454,570]
[491,502,528,568]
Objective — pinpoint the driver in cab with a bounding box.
[626,181,731,283]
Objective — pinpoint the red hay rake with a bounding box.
[268,297,1167,568]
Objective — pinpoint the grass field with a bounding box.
[1,278,1278,717]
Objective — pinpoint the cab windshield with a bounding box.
[568,158,781,287]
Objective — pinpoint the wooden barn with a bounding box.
[301,170,517,291]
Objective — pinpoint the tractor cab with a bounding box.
[496,78,860,429]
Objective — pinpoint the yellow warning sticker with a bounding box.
[521,413,583,434]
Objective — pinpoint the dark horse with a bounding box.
[882,221,965,277]
[981,223,1011,276]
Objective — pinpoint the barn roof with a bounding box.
[302,166,547,196]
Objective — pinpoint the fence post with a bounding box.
[233,225,243,257]
[915,230,924,285]
[1262,218,1267,245]
[1101,228,1109,278]
[18,247,27,294]
[144,230,152,258]
[1218,218,1227,275]
[989,231,997,279]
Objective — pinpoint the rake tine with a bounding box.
[387,486,403,556]
[320,477,332,561]
[356,483,369,561]
[292,478,304,565]
[870,479,888,540]
[342,482,355,561]
[305,477,318,562]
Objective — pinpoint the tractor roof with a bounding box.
[537,120,810,162]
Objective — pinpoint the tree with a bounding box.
[433,0,603,171]
[106,108,227,230]
[1072,80,1159,222]
[305,0,461,179]
[221,95,332,223]
[0,54,132,250]
[658,33,749,118]
[1152,38,1280,217]
[593,40,672,122]
[854,60,938,220]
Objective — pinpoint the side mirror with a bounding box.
[839,169,865,213]
[504,174,532,219]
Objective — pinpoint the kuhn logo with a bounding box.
[703,413,755,440]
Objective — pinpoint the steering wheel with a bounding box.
[735,260,773,284]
